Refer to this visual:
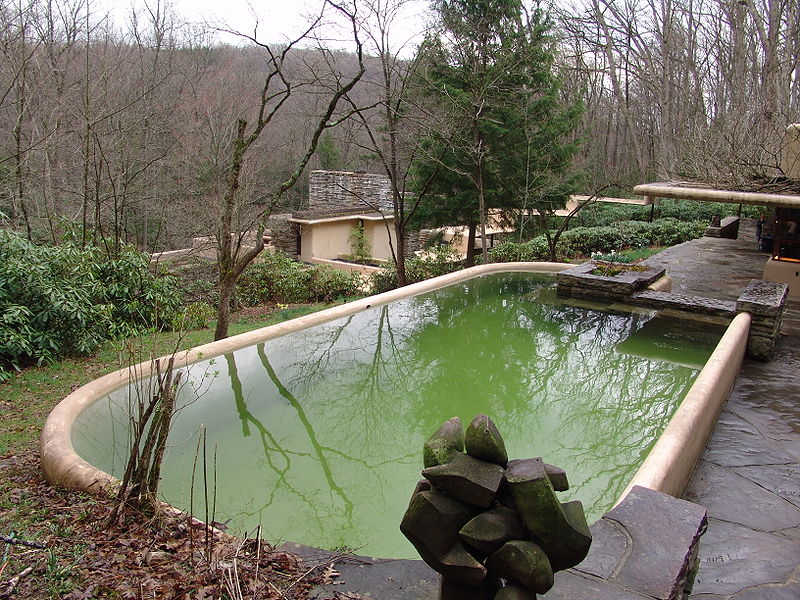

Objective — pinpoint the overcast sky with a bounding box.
[101,0,430,54]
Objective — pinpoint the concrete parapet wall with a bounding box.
[620,312,751,500]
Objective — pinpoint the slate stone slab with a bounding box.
[573,518,628,580]
[736,279,789,317]
[539,570,651,600]
[631,290,737,317]
[727,404,800,463]
[683,461,800,532]
[731,582,800,600]
[732,463,800,509]
[278,542,438,600]
[690,518,800,596]
[700,411,797,467]
[604,486,707,600]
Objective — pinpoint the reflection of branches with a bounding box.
[283,315,356,388]
[225,353,311,515]
[256,344,354,525]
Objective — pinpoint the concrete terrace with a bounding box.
[647,223,800,598]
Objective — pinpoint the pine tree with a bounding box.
[412,0,583,265]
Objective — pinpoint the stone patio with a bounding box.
[656,229,800,598]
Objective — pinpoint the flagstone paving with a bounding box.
[654,227,800,598]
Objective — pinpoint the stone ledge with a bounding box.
[556,262,666,298]
[632,290,737,317]
[736,279,789,317]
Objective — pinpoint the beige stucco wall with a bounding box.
[364,219,395,261]
[763,257,800,297]
[299,220,354,262]
[781,124,800,180]
[300,218,397,263]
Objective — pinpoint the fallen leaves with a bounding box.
[0,452,331,600]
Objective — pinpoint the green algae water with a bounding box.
[72,273,724,558]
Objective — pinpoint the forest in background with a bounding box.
[0,0,798,253]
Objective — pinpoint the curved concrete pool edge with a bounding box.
[40,262,570,491]
[619,311,752,501]
[41,259,750,512]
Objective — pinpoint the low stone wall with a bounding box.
[268,213,298,257]
[557,261,788,360]
[556,262,666,301]
[736,279,788,359]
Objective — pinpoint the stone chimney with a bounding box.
[781,124,800,180]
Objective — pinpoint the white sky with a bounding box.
[101,0,430,54]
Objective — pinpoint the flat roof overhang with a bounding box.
[288,213,393,225]
[634,181,800,208]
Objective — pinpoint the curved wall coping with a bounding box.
[41,259,750,513]
[40,262,570,491]
[618,311,751,501]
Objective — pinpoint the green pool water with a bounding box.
[72,273,724,558]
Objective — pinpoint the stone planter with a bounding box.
[556,261,667,302]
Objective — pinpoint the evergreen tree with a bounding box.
[412,0,583,265]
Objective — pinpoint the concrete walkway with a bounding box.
[648,225,800,598]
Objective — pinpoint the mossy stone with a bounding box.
[400,489,477,560]
[424,417,465,468]
[486,540,554,594]
[422,452,505,508]
[505,458,591,570]
[459,506,527,555]
[465,414,508,466]
[493,583,535,600]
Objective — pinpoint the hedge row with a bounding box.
[485,218,706,263]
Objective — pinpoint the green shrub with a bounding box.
[237,252,362,305]
[371,245,463,293]
[576,198,759,228]
[485,218,706,264]
[174,301,216,330]
[0,231,183,379]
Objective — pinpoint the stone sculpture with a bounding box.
[401,415,592,600]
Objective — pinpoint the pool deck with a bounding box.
[648,225,800,598]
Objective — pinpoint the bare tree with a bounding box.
[212,0,366,340]
[343,0,431,287]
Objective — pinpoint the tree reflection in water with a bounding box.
[72,273,724,558]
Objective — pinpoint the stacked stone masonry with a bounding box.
[308,170,393,213]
